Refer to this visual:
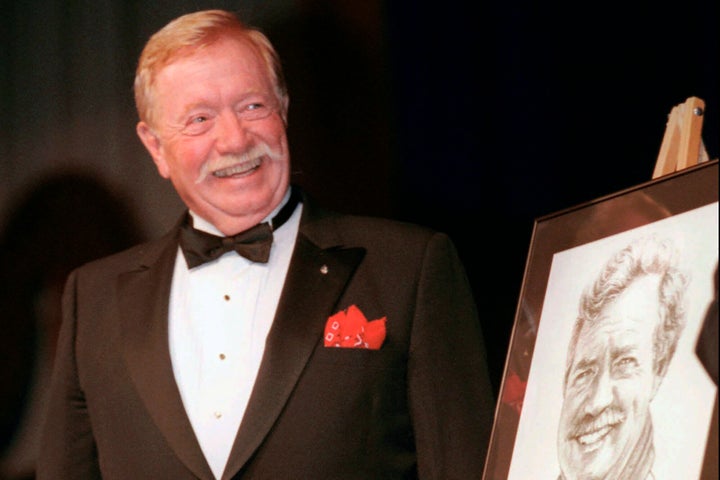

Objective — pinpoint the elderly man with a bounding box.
[37,9,495,480]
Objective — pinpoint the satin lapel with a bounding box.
[118,236,214,480]
[222,233,365,478]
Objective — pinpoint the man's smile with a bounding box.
[575,424,613,451]
[569,409,625,452]
[212,156,262,178]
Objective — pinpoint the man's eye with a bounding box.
[240,102,273,120]
[615,356,639,375]
[181,115,213,135]
[570,366,594,388]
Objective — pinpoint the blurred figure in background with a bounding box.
[696,263,718,385]
[0,170,142,479]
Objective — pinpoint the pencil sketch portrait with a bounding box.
[557,235,686,479]
[507,202,718,480]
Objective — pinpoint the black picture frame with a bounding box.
[483,160,719,480]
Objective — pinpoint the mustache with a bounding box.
[568,407,626,440]
[195,143,280,183]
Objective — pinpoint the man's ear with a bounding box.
[280,96,290,126]
[136,121,170,179]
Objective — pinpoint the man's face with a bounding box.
[137,35,290,234]
[558,274,663,479]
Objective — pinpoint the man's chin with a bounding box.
[561,443,617,480]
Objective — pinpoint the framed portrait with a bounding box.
[483,160,718,480]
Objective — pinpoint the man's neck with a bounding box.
[190,188,292,236]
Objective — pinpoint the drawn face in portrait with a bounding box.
[557,274,663,479]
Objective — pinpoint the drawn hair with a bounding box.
[564,235,689,388]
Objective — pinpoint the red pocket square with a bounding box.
[324,304,387,349]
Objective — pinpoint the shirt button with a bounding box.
[219,353,226,360]
[214,411,222,419]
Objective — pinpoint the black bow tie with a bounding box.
[179,187,300,268]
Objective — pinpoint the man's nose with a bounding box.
[215,111,250,153]
[584,368,614,416]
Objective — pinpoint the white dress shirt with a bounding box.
[168,192,301,480]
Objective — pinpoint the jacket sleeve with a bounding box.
[408,232,496,479]
[36,269,102,479]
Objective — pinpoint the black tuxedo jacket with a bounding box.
[38,191,495,479]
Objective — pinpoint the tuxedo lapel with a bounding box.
[223,229,365,478]
[115,195,364,480]
[118,230,215,480]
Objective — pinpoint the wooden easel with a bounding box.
[652,96,711,179]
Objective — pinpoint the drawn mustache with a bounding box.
[568,407,626,442]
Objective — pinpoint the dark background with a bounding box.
[267,0,719,390]
[1,0,718,475]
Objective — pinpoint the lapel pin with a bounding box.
[320,264,329,274]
